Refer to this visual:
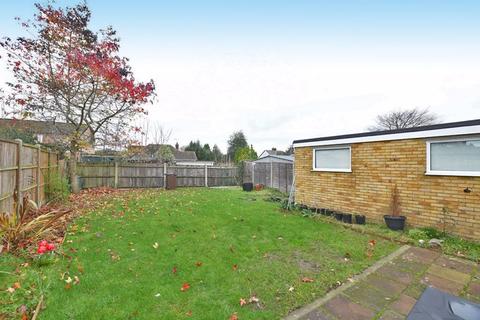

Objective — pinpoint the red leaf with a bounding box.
[239,298,247,306]
[229,313,239,320]
[180,283,190,292]
[172,266,177,275]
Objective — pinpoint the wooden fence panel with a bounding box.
[0,140,18,214]
[0,138,59,214]
[244,161,293,193]
[77,163,238,189]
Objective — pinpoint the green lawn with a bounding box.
[1,188,399,319]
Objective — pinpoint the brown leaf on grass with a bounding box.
[239,298,247,306]
[195,261,202,267]
[185,310,192,316]
[13,282,21,289]
[229,313,239,320]
[232,264,238,271]
[301,277,314,283]
[172,266,177,275]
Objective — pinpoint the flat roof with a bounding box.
[293,119,480,148]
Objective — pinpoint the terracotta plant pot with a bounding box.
[384,215,406,230]
[255,184,264,191]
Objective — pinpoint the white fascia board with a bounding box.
[293,125,480,148]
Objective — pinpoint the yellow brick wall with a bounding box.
[294,139,480,241]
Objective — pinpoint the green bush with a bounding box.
[45,171,70,203]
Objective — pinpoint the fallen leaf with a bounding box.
[288,286,295,292]
[13,282,21,289]
[240,298,247,306]
[186,310,192,316]
[153,242,159,249]
[232,264,238,271]
[195,261,202,267]
[229,313,239,320]
[249,295,259,303]
[6,287,15,293]
[172,266,177,275]
[155,293,161,297]
[180,283,190,291]
[302,277,314,283]
[73,276,80,285]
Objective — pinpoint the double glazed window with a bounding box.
[427,138,480,176]
[313,146,351,172]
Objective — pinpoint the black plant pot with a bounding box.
[384,215,406,231]
[342,213,353,224]
[334,212,343,221]
[242,182,253,192]
[354,215,366,225]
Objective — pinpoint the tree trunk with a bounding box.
[69,149,80,193]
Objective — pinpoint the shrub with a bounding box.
[45,170,70,203]
[0,194,70,253]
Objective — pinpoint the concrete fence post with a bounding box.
[204,164,208,187]
[163,162,167,189]
[270,161,273,188]
[114,162,119,189]
[252,162,255,185]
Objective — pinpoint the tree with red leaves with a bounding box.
[0,3,155,192]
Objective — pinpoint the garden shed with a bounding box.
[292,119,480,240]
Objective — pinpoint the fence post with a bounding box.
[204,164,208,187]
[163,162,167,189]
[114,161,119,189]
[36,144,41,205]
[270,161,273,188]
[252,162,255,185]
[14,139,23,217]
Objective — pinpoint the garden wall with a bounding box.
[294,139,480,241]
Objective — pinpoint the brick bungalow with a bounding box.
[292,119,480,241]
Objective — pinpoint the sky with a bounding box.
[1,1,480,153]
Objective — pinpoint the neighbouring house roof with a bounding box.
[293,119,480,148]
[0,118,83,135]
[259,149,289,158]
[128,144,197,162]
[253,154,294,163]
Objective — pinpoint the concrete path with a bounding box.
[285,246,479,320]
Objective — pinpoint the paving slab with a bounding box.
[376,264,415,286]
[390,293,417,315]
[285,245,478,320]
[324,295,375,320]
[433,255,476,274]
[426,263,471,285]
[421,273,465,295]
[378,310,405,320]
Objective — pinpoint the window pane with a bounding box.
[315,148,350,170]
[430,140,480,172]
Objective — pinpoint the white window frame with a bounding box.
[426,136,480,177]
[312,145,351,173]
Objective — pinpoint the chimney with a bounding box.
[175,142,179,150]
